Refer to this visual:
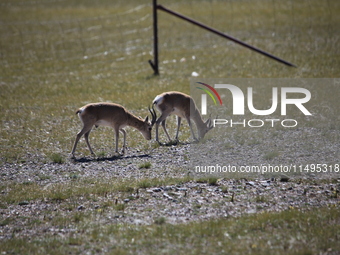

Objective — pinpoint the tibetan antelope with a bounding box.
[151,91,213,143]
[71,102,156,158]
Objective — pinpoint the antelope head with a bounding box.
[197,118,214,140]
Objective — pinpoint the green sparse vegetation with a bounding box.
[196,176,219,186]
[263,150,280,160]
[0,206,339,254]
[138,161,152,169]
[114,203,126,211]
[255,195,269,203]
[0,177,193,205]
[49,153,65,164]
[208,177,219,186]
[154,217,167,225]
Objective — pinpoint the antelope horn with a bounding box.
[149,105,157,126]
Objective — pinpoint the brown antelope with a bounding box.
[71,102,156,158]
[151,91,213,143]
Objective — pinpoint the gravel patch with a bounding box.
[1,141,339,240]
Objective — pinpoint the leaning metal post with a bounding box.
[148,0,159,75]
[148,2,297,74]
[157,4,296,68]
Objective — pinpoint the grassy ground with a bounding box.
[0,0,339,254]
[1,0,339,162]
[1,206,339,255]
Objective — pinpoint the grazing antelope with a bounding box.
[71,102,156,158]
[151,91,213,143]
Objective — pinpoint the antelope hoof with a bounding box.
[169,140,178,146]
[114,150,124,157]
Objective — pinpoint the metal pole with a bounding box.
[157,5,296,68]
[149,0,159,75]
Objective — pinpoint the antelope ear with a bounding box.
[144,116,149,122]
